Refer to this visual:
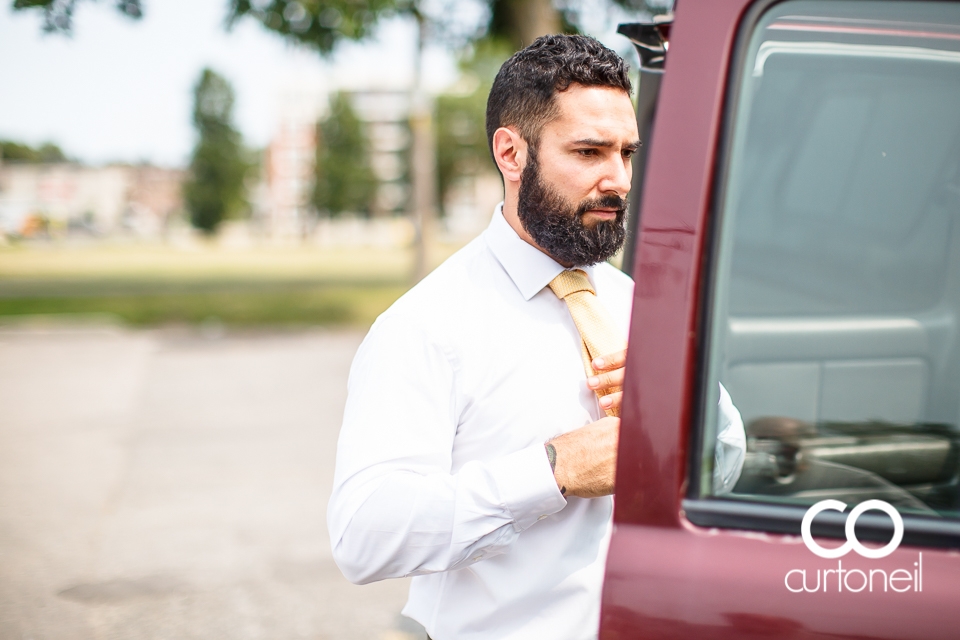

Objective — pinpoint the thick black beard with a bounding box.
[516,150,627,267]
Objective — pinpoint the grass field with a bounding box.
[0,242,455,327]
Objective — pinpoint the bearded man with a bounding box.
[328,34,744,640]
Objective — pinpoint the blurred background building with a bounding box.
[262,85,324,239]
[0,84,499,246]
[0,160,184,238]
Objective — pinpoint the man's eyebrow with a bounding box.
[572,138,614,147]
[572,138,643,150]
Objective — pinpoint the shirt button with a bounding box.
[472,555,483,561]
[538,515,548,521]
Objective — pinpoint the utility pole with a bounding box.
[408,11,437,283]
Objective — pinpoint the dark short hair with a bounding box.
[485,34,633,157]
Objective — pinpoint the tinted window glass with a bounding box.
[702,0,960,519]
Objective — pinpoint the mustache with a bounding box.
[576,194,628,217]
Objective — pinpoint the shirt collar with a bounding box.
[484,203,596,301]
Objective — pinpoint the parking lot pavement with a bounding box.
[0,325,424,640]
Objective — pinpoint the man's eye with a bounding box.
[577,149,597,157]
[623,149,637,159]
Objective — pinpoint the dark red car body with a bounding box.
[601,0,960,637]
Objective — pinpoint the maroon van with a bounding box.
[603,1,960,638]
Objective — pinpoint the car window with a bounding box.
[700,0,960,520]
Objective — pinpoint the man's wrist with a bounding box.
[544,443,566,496]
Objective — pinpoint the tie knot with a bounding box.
[548,269,595,300]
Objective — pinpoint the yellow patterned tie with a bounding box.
[548,269,627,417]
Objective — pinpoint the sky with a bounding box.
[0,1,460,167]
[0,0,641,169]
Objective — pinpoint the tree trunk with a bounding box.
[495,0,561,50]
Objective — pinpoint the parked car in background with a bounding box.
[603,0,960,637]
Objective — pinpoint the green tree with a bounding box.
[12,0,140,32]
[0,140,67,163]
[227,0,396,54]
[14,0,672,49]
[313,92,378,217]
[435,39,511,215]
[182,68,248,234]
[228,1,675,51]
[224,0,668,54]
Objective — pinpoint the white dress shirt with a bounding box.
[328,204,744,639]
[716,383,746,494]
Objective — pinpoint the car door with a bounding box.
[602,0,960,638]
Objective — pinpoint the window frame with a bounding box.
[683,0,960,552]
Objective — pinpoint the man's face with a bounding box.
[517,84,640,267]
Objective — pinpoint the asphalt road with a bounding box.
[0,324,423,640]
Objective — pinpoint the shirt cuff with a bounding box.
[487,443,568,532]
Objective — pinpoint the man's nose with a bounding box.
[600,155,632,196]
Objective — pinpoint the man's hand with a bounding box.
[547,416,619,498]
[587,348,627,413]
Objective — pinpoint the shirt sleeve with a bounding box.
[327,313,568,585]
[713,382,747,495]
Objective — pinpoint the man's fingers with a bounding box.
[598,391,623,411]
[591,349,627,372]
[587,367,625,391]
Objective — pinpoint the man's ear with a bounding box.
[492,127,527,183]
